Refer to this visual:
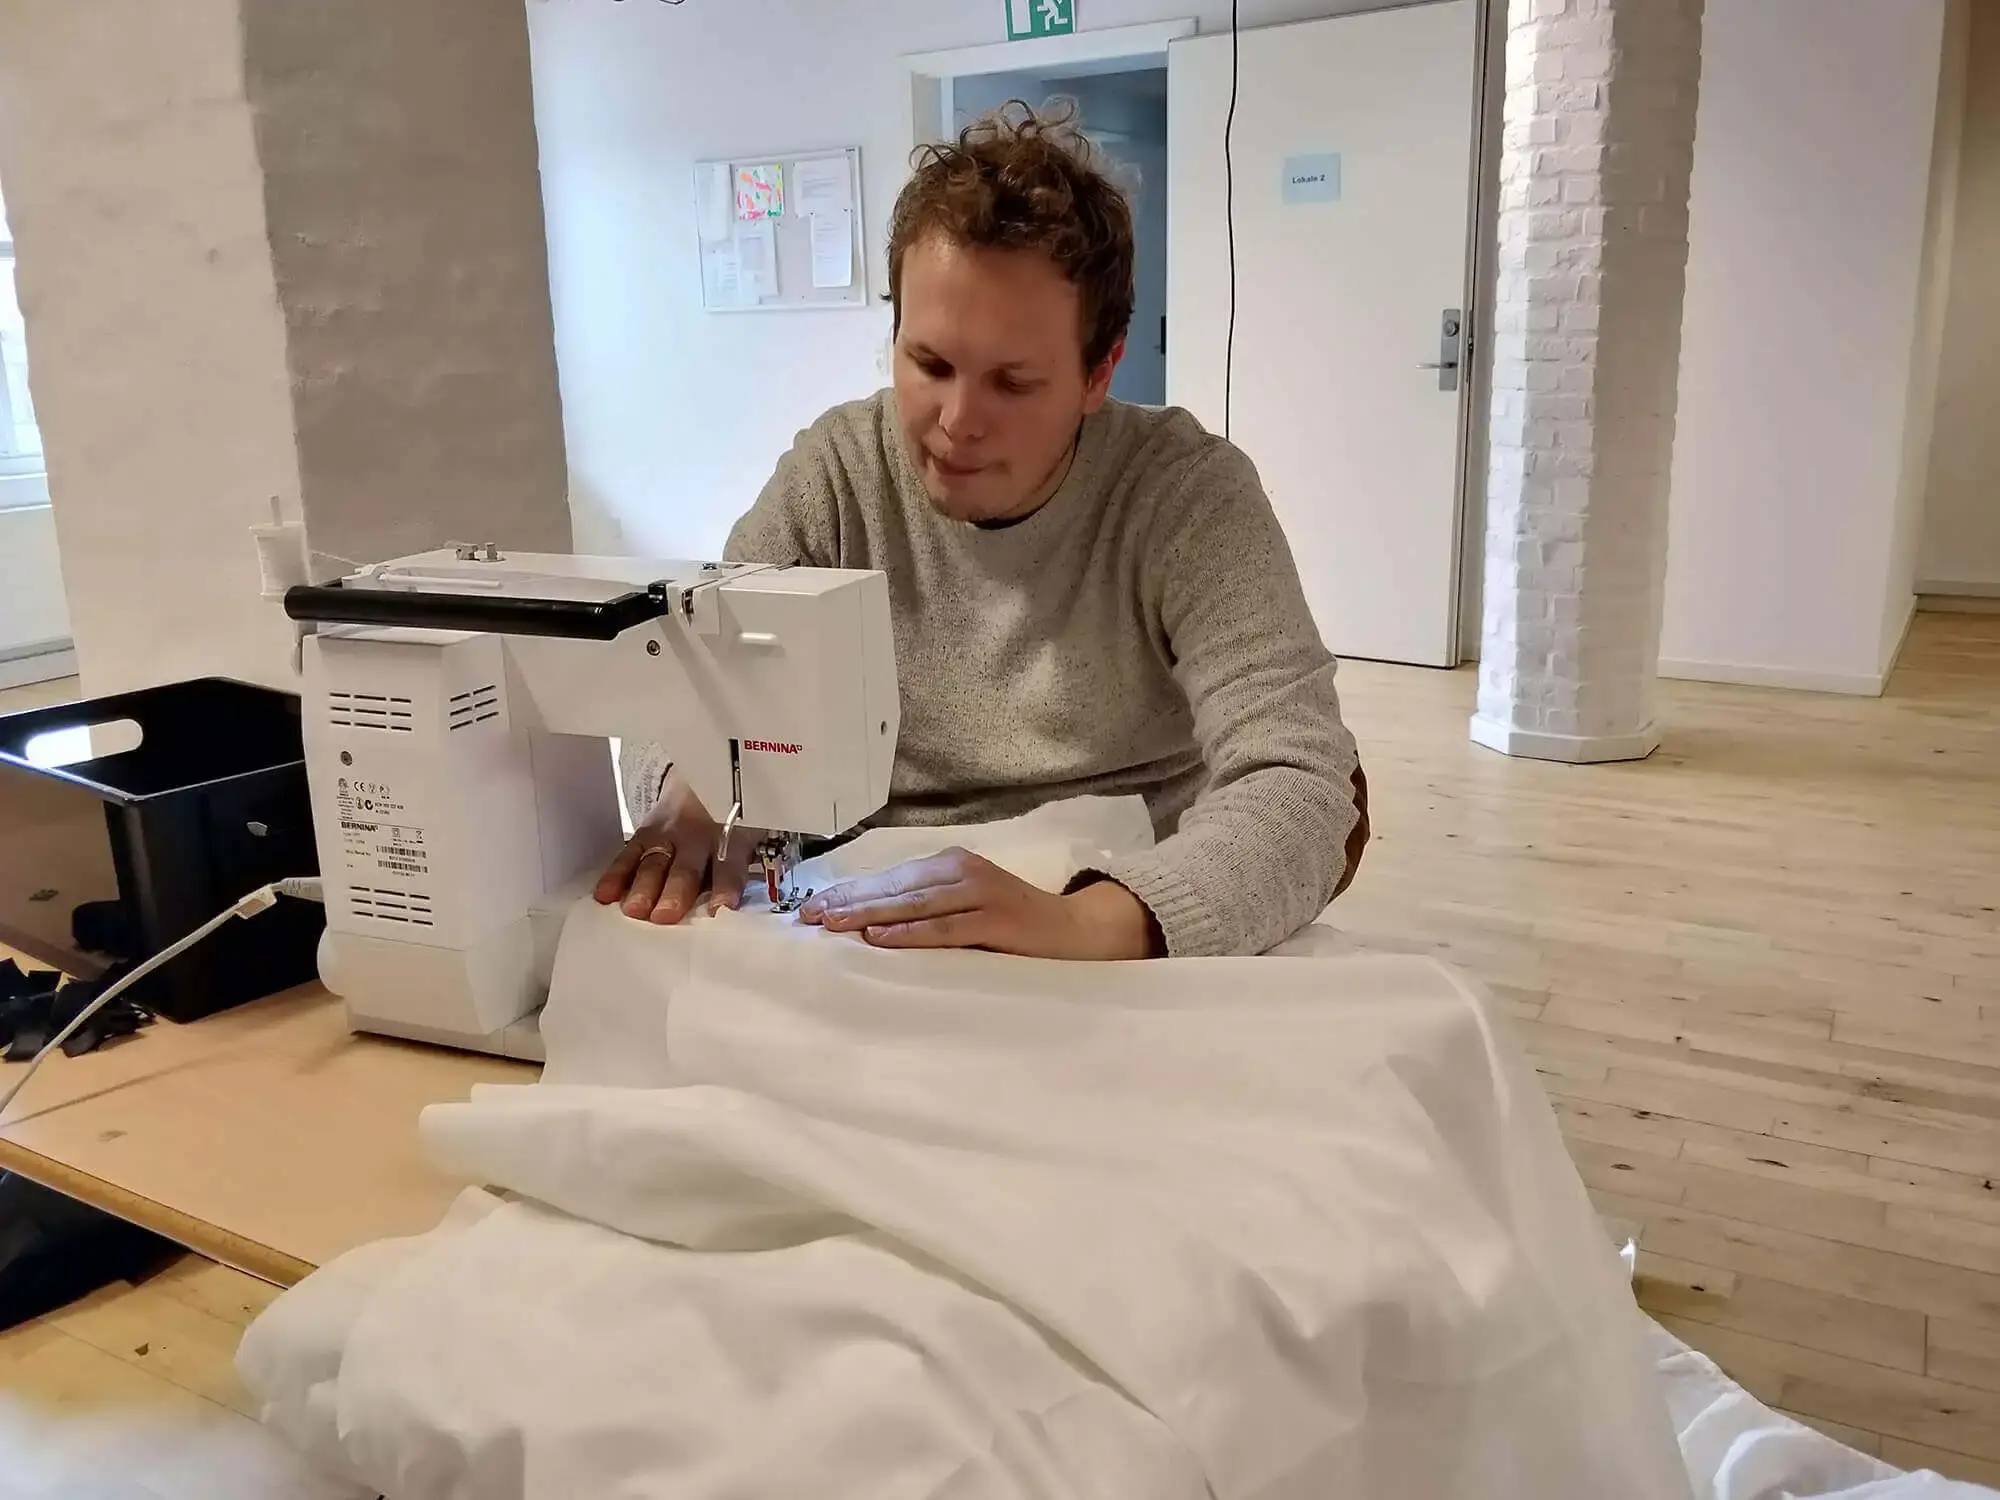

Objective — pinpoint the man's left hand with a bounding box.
[796,848,1158,960]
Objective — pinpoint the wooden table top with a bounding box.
[0,969,533,1286]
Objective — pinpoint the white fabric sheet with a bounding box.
[239,797,1986,1500]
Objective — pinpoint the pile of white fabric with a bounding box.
[236,799,1990,1500]
[1648,1323,1992,1500]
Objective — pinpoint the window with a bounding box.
[0,180,45,491]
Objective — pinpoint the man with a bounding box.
[597,105,1367,959]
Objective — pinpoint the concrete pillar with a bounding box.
[1470,0,1705,763]
[240,0,571,571]
[0,0,569,698]
[0,0,305,695]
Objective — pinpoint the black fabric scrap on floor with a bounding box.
[0,957,151,1064]
[0,1172,179,1332]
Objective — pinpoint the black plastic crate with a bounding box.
[0,678,323,1022]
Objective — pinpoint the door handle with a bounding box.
[1426,308,1464,391]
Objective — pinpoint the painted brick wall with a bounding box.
[0,0,572,696]
[1472,0,1704,762]
[0,0,308,695]
[241,0,572,568]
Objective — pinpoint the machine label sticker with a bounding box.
[335,776,430,880]
[743,739,804,755]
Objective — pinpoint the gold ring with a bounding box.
[636,844,675,865]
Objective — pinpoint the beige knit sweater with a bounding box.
[624,391,1363,956]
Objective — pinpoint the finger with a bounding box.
[620,847,672,920]
[651,848,708,926]
[861,911,993,950]
[801,852,977,924]
[814,881,976,933]
[709,837,753,915]
[594,838,646,904]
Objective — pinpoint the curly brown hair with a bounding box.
[887,102,1137,371]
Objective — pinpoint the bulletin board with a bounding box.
[693,147,869,313]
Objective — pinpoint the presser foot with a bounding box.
[755,834,812,913]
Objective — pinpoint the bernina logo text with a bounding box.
[743,739,804,755]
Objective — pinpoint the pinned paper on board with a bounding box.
[736,219,778,299]
[696,163,734,243]
[694,147,866,312]
[735,164,785,221]
[709,244,744,305]
[795,156,854,217]
[810,211,854,290]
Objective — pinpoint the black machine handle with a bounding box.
[283,579,670,642]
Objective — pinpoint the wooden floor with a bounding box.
[1335,610,2000,1486]
[2,613,1997,1489]
[0,1258,352,1498]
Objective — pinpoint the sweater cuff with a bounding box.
[1075,850,1226,959]
[618,742,673,828]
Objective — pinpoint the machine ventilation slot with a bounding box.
[328,691,415,733]
[349,885,435,927]
[447,684,502,732]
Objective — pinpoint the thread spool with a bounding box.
[251,522,310,600]
[250,495,310,601]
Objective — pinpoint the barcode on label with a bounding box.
[380,860,427,875]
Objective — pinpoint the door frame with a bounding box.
[1455,0,1507,664]
[901,21,1197,156]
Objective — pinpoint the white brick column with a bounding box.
[0,0,570,697]
[1470,0,1705,763]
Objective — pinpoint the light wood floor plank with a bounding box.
[1651,1316,2000,1462]
[1679,1129,2000,1230]
[1592,1191,2000,1331]
[1634,1251,1738,1299]
[1767,1100,2000,1180]
[51,1280,262,1419]
[147,1258,283,1332]
[1640,1272,1926,1373]
[1929,1317,2000,1394]
[1880,1436,2000,1488]
[0,1267,357,1499]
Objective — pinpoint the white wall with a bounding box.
[1662,0,1952,694]
[0,501,70,656]
[1891,0,1969,634]
[1920,0,2000,598]
[526,0,1413,560]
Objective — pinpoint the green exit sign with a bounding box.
[1007,0,1076,40]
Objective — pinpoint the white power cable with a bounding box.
[0,878,324,1119]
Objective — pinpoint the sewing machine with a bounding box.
[283,548,898,1059]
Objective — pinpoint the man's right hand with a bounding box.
[593,772,756,924]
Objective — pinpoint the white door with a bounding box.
[1167,3,1477,667]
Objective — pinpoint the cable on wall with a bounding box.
[1224,0,1240,440]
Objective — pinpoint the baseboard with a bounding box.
[1916,576,2000,598]
[0,642,76,692]
[1468,714,1661,764]
[1879,593,1917,684]
[1656,656,1885,697]
[1919,593,2000,615]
